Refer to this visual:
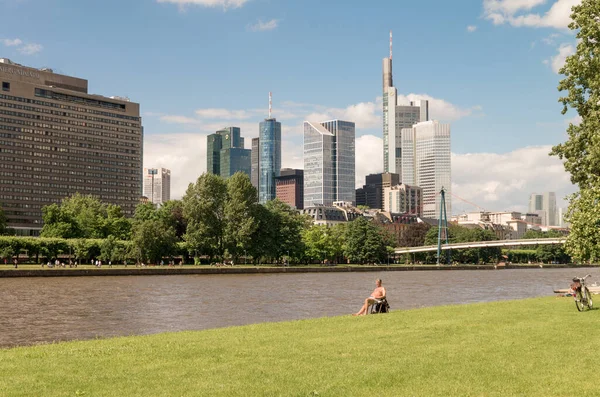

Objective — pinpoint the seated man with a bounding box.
[353,279,386,316]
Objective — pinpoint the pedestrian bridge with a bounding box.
[394,238,566,254]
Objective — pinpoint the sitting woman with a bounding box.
[353,279,386,316]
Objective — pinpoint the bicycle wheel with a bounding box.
[585,287,593,310]
[575,289,585,312]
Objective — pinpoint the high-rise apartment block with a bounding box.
[258,118,281,203]
[251,137,260,190]
[303,120,355,208]
[383,184,423,216]
[401,120,451,219]
[206,127,251,179]
[355,172,400,210]
[382,31,428,175]
[143,167,170,205]
[275,168,303,209]
[0,58,143,235]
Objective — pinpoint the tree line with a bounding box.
[0,172,572,265]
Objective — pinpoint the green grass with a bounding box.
[1,297,598,396]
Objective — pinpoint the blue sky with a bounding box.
[0,0,580,213]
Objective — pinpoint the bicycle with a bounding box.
[571,274,593,312]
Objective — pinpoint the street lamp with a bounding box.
[287,250,290,266]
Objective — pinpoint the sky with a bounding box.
[0,0,582,214]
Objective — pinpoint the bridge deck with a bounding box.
[394,238,566,254]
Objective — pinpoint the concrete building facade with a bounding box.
[143,167,170,206]
[0,58,143,234]
[303,120,355,208]
[383,184,423,216]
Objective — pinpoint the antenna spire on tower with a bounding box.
[389,30,393,60]
[269,92,272,119]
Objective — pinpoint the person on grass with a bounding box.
[353,279,386,316]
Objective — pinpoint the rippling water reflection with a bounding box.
[0,268,595,348]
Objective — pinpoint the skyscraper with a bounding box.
[303,120,355,208]
[382,31,428,175]
[355,172,400,210]
[542,192,557,226]
[251,137,260,190]
[143,168,171,205]
[276,168,304,209]
[258,119,281,203]
[206,127,251,179]
[0,58,143,235]
[528,193,543,213]
[401,120,451,219]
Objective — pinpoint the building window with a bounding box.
[1,82,9,92]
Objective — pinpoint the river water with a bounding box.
[0,268,596,348]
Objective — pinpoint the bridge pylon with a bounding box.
[437,187,450,265]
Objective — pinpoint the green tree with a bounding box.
[344,217,392,264]
[263,199,309,262]
[182,173,227,261]
[41,193,129,239]
[397,222,430,247]
[131,219,177,264]
[157,200,187,240]
[99,235,118,262]
[224,173,258,259]
[550,0,600,261]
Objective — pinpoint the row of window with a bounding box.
[0,99,139,127]
[1,184,138,199]
[0,161,138,182]
[0,92,139,122]
[0,154,141,178]
[1,186,138,201]
[35,88,126,112]
[0,105,140,136]
[0,170,136,187]
[0,116,140,154]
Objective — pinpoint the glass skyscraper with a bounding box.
[303,120,355,208]
[206,127,251,179]
[401,120,451,219]
[258,118,281,204]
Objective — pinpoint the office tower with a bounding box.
[275,168,304,209]
[528,193,543,213]
[143,168,171,205]
[543,192,557,226]
[383,184,423,216]
[401,120,451,219]
[303,120,355,208]
[206,127,251,179]
[0,58,143,235]
[251,137,260,190]
[355,172,400,210]
[382,31,428,175]
[258,120,281,203]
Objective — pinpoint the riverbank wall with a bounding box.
[0,264,577,277]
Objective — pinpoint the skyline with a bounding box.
[0,0,580,214]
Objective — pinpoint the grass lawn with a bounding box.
[1,297,598,396]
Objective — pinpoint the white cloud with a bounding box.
[355,135,384,187]
[483,0,581,29]
[452,145,576,214]
[467,25,478,32]
[18,43,43,55]
[1,38,22,46]
[144,133,208,199]
[548,43,575,74]
[248,19,279,32]
[156,0,249,10]
[542,32,560,45]
[305,100,382,130]
[398,94,483,122]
